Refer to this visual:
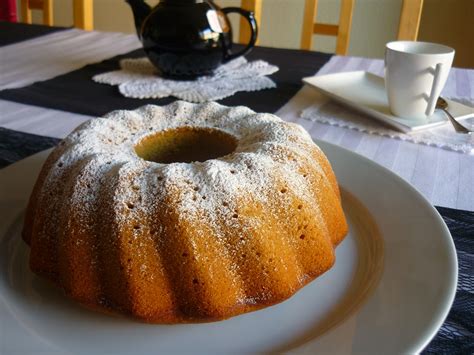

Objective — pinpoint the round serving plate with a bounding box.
[0,141,457,354]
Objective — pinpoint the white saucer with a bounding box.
[303,71,474,133]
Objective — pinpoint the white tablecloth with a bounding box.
[0,29,472,211]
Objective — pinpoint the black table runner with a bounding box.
[0,46,332,116]
[0,21,67,47]
[424,207,474,353]
[0,127,60,168]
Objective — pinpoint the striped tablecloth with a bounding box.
[1,26,472,211]
[0,23,472,353]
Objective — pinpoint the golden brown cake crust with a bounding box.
[23,101,348,323]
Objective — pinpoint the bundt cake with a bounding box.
[22,101,348,323]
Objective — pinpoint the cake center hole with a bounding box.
[135,127,238,164]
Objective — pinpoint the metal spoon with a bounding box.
[436,97,472,134]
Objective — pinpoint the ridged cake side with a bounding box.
[22,101,347,322]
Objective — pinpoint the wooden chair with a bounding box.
[21,0,53,26]
[300,0,355,55]
[21,0,93,30]
[397,0,424,41]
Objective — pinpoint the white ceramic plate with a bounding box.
[303,71,474,133]
[0,142,457,354]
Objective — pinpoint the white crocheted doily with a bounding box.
[93,57,279,103]
[301,97,474,154]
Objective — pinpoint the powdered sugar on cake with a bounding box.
[39,101,329,244]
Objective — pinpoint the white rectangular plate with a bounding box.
[303,71,474,133]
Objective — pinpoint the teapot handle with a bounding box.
[221,7,258,62]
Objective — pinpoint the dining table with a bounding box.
[0,21,472,354]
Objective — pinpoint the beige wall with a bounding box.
[26,0,472,67]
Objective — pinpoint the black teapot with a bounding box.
[125,0,258,79]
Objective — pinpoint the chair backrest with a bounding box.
[21,0,93,30]
[300,0,355,55]
[73,0,93,30]
[397,0,424,41]
[21,0,53,26]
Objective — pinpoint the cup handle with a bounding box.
[221,7,258,62]
[426,63,443,116]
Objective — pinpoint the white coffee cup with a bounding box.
[385,41,455,120]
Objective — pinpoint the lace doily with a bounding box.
[93,57,278,103]
[301,97,474,154]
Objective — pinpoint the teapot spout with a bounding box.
[125,0,152,37]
